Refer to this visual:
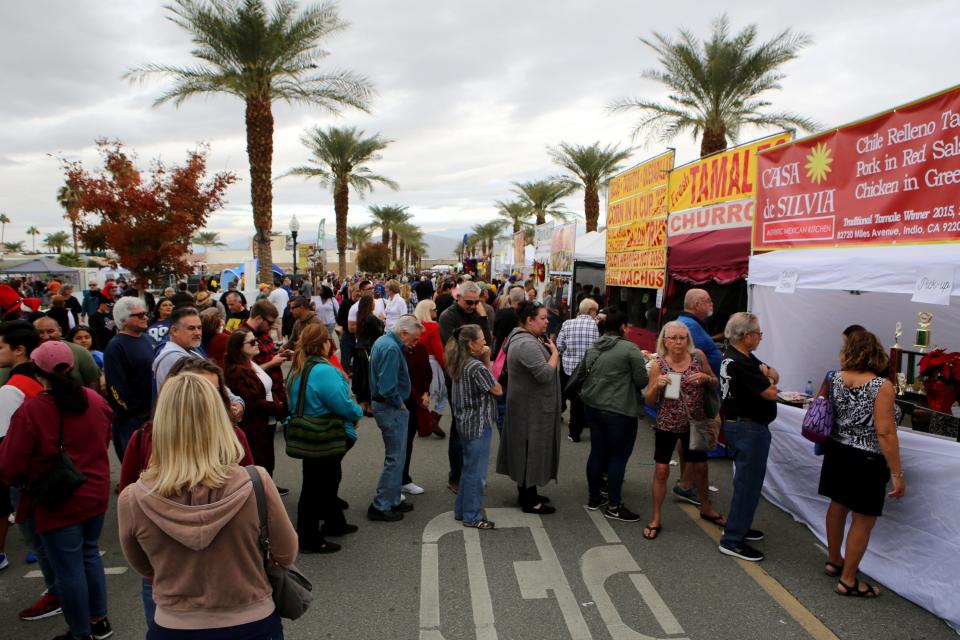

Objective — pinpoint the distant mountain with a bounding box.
[225,231,460,259]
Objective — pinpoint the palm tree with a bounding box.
[407,238,426,272]
[494,199,533,234]
[346,224,372,250]
[471,221,507,259]
[394,221,421,272]
[609,14,818,157]
[193,231,226,258]
[367,204,394,245]
[0,213,9,246]
[283,126,398,277]
[2,241,24,253]
[127,0,373,285]
[44,231,71,254]
[549,142,633,232]
[512,179,576,225]
[368,204,410,260]
[26,226,40,252]
[56,185,82,254]
[388,210,412,265]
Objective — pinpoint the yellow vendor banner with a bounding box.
[668,132,792,213]
[605,150,674,288]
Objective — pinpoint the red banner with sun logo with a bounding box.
[753,85,960,250]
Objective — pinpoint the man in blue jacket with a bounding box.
[368,315,424,522]
[675,289,724,504]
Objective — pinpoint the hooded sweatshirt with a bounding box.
[117,465,297,630]
[579,333,650,418]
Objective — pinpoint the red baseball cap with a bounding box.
[0,284,24,319]
[31,340,75,374]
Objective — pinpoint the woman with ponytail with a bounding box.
[445,324,501,529]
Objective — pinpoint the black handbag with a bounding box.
[29,410,86,512]
[245,466,313,620]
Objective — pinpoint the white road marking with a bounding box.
[463,527,497,640]
[25,566,127,579]
[580,544,687,640]
[585,508,621,544]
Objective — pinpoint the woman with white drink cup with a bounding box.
[643,321,721,540]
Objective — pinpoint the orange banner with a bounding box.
[668,132,792,213]
[605,151,674,288]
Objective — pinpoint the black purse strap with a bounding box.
[245,465,271,565]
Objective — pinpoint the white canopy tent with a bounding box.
[749,243,960,634]
[749,244,960,393]
[573,229,605,264]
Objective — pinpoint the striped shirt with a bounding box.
[451,358,497,440]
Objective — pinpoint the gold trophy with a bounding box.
[893,321,902,349]
[914,311,933,352]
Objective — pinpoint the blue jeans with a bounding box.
[720,419,772,547]
[584,407,638,506]
[372,402,409,512]
[39,513,108,638]
[455,422,493,522]
[113,413,147,461]
[143,577,156,631]
[18,508,57,597]
[148,611,283,639]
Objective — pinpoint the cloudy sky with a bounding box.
[0,0,956,254]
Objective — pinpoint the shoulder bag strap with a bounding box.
[291,359,320,419]
[245,465,271,565]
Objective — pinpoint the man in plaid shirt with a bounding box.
[556,298,600,441]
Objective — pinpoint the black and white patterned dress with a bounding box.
[819,374,899,516]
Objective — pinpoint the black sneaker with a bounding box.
[91,617,113,640]
[585,496,609,511]
[719,543,764,562]
[300,540,341,554]
[337,497,350,510]
[367,505,403,522]
[392,502,414,513]
[745,528,765,541]
[276,486,290,497]
[321,524,359,536]
[604,504,641,522]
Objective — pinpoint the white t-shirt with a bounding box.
[384,294,407,331]
[252,361,276,425]
[267,287,289,312]
[348,297,386,323]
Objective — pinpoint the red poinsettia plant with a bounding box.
[918,349,960,386]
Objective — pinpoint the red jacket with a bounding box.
[0,390,112,533]
[204,332,229,369]
[419,321,445,367]
[120,421,254,491]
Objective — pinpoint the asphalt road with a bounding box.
[0,413,953,640]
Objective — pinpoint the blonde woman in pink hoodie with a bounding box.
[118,374,297,639]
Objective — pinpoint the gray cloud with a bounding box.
[0,0,957,256]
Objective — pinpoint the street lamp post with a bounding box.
[289,214,300,284]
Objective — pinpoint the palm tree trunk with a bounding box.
[700,127,727,157]
[334,177,350,278]
[246,95,275,286]
[70,216,79,254]
[390,230,398,266]
[584,183,600,233]
[535,212,545,225]
[381,225,389,245]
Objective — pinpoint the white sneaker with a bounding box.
[402,482,425,495]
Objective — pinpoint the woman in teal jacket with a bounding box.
[287,323,363,554]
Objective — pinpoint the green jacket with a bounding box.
[579,333,649,418]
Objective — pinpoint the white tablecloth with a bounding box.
[763,405,960,634]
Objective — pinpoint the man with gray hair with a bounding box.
[152,306,205,396]
[438,280,492,493]
[556,297,600,442]
[103,296,155,460]
[368,314,424,522]
[717,311,779,562]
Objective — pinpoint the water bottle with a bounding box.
[805,380,814,396]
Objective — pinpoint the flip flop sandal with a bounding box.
[699,512,727,527]
[643,524,662,540]
[463,519,496,530]
[824,561,844,577]
[836,578,880,597]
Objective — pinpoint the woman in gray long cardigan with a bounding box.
[496,300,561,514]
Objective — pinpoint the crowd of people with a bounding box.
[0,268,908,638]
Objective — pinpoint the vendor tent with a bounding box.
[0,257,79,275]
[748,244,960,392]
[749,243,960,633]
[573,230,605,265]
[219,261,285,290]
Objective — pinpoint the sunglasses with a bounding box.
[244,339,258,346]
[462,299,479,306]
[129,312,148,318]
[289,305,300,310]
[665,335,687,342]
